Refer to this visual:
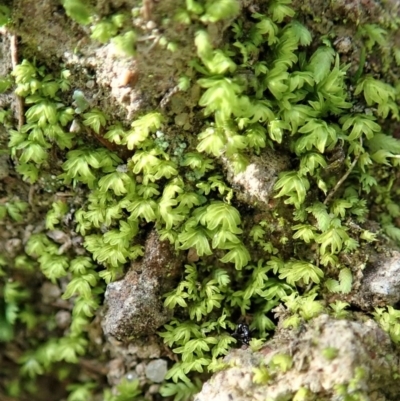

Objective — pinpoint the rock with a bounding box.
[147,383,161,395]
[358,248,400,307]
[46,229,70,244]
[135,361,146,377]
[125,371,138,382]
[55,310,71,329]
[128,342,161,359]
[221,149,289,207]
[145,359,168,383]
[335,243,400,310]
[40,281,62,304]
[194,315,400,401]
[101,230,183,340]
[107,357,125,386]
[102,335,163,388]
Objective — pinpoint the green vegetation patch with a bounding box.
[2,0,400,400]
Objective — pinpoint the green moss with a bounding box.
[322,347,339,360]
[3,0,400,399]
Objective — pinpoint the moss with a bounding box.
[2,0,400,400]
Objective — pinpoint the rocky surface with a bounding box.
[322,241,400,311]
[102,229,183,339]
[2,1,400,400]
[221,149,290,208]
[10,0,206,124]
[102,333,168,399]
[358,248,400,307]
[145,359,168,383]
[354,248,400,307]
[194,315,400,401]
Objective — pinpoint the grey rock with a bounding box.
[40,282,62,304]
[340,244,400,310]
[107,357,125,386]
[55,310,71,330]
[145,359,168,383]
[194,315,400,401]
[128,342,161,359]
[221,149,289,207]
[359,248,400,306]
[102,230,183,340]
[135,361,146,377]
[125,371,139,382]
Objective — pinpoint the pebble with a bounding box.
[145,359,168,383]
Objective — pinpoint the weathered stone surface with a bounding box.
[357,248,400,308]
[145,359,168,383]
[102,230,183,339]
[330,241,400,310]
[102,334,164,387]
[11,0,207,123]
[221,149,289,207]
[194,315,400,401]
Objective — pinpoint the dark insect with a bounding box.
[232,323,251,346]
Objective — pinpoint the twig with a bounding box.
[9,33,24,130]
[324,144,361,205]
[9,33,18,68]
[0,31,22,127]
[159,85,180,109]
[79,358,109,376]
[141,0,153,20]
[28,184,35,205]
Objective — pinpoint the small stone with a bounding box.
[145,359,168,383]
[127,341,161,359]
[55,310,71,329]
[116,69,138,87]
[334,36,352,54]
[125,371,139,382]
[187,247,200,263]
[69,119,81,133]
[107,358,125,386]
[40,282,62,304]
[116,164,128,173]
[146,20,157,30]
[135,362,146,377]
[86,80,95,89]
[5,238,22,255]
[148,384,160,394]
[46,230,69,244]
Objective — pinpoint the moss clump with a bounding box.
[2,0,400,400]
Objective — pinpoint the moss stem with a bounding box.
[324,140,362,205]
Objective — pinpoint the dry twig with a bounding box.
[324,141,362,205]
[9,33,24,130]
